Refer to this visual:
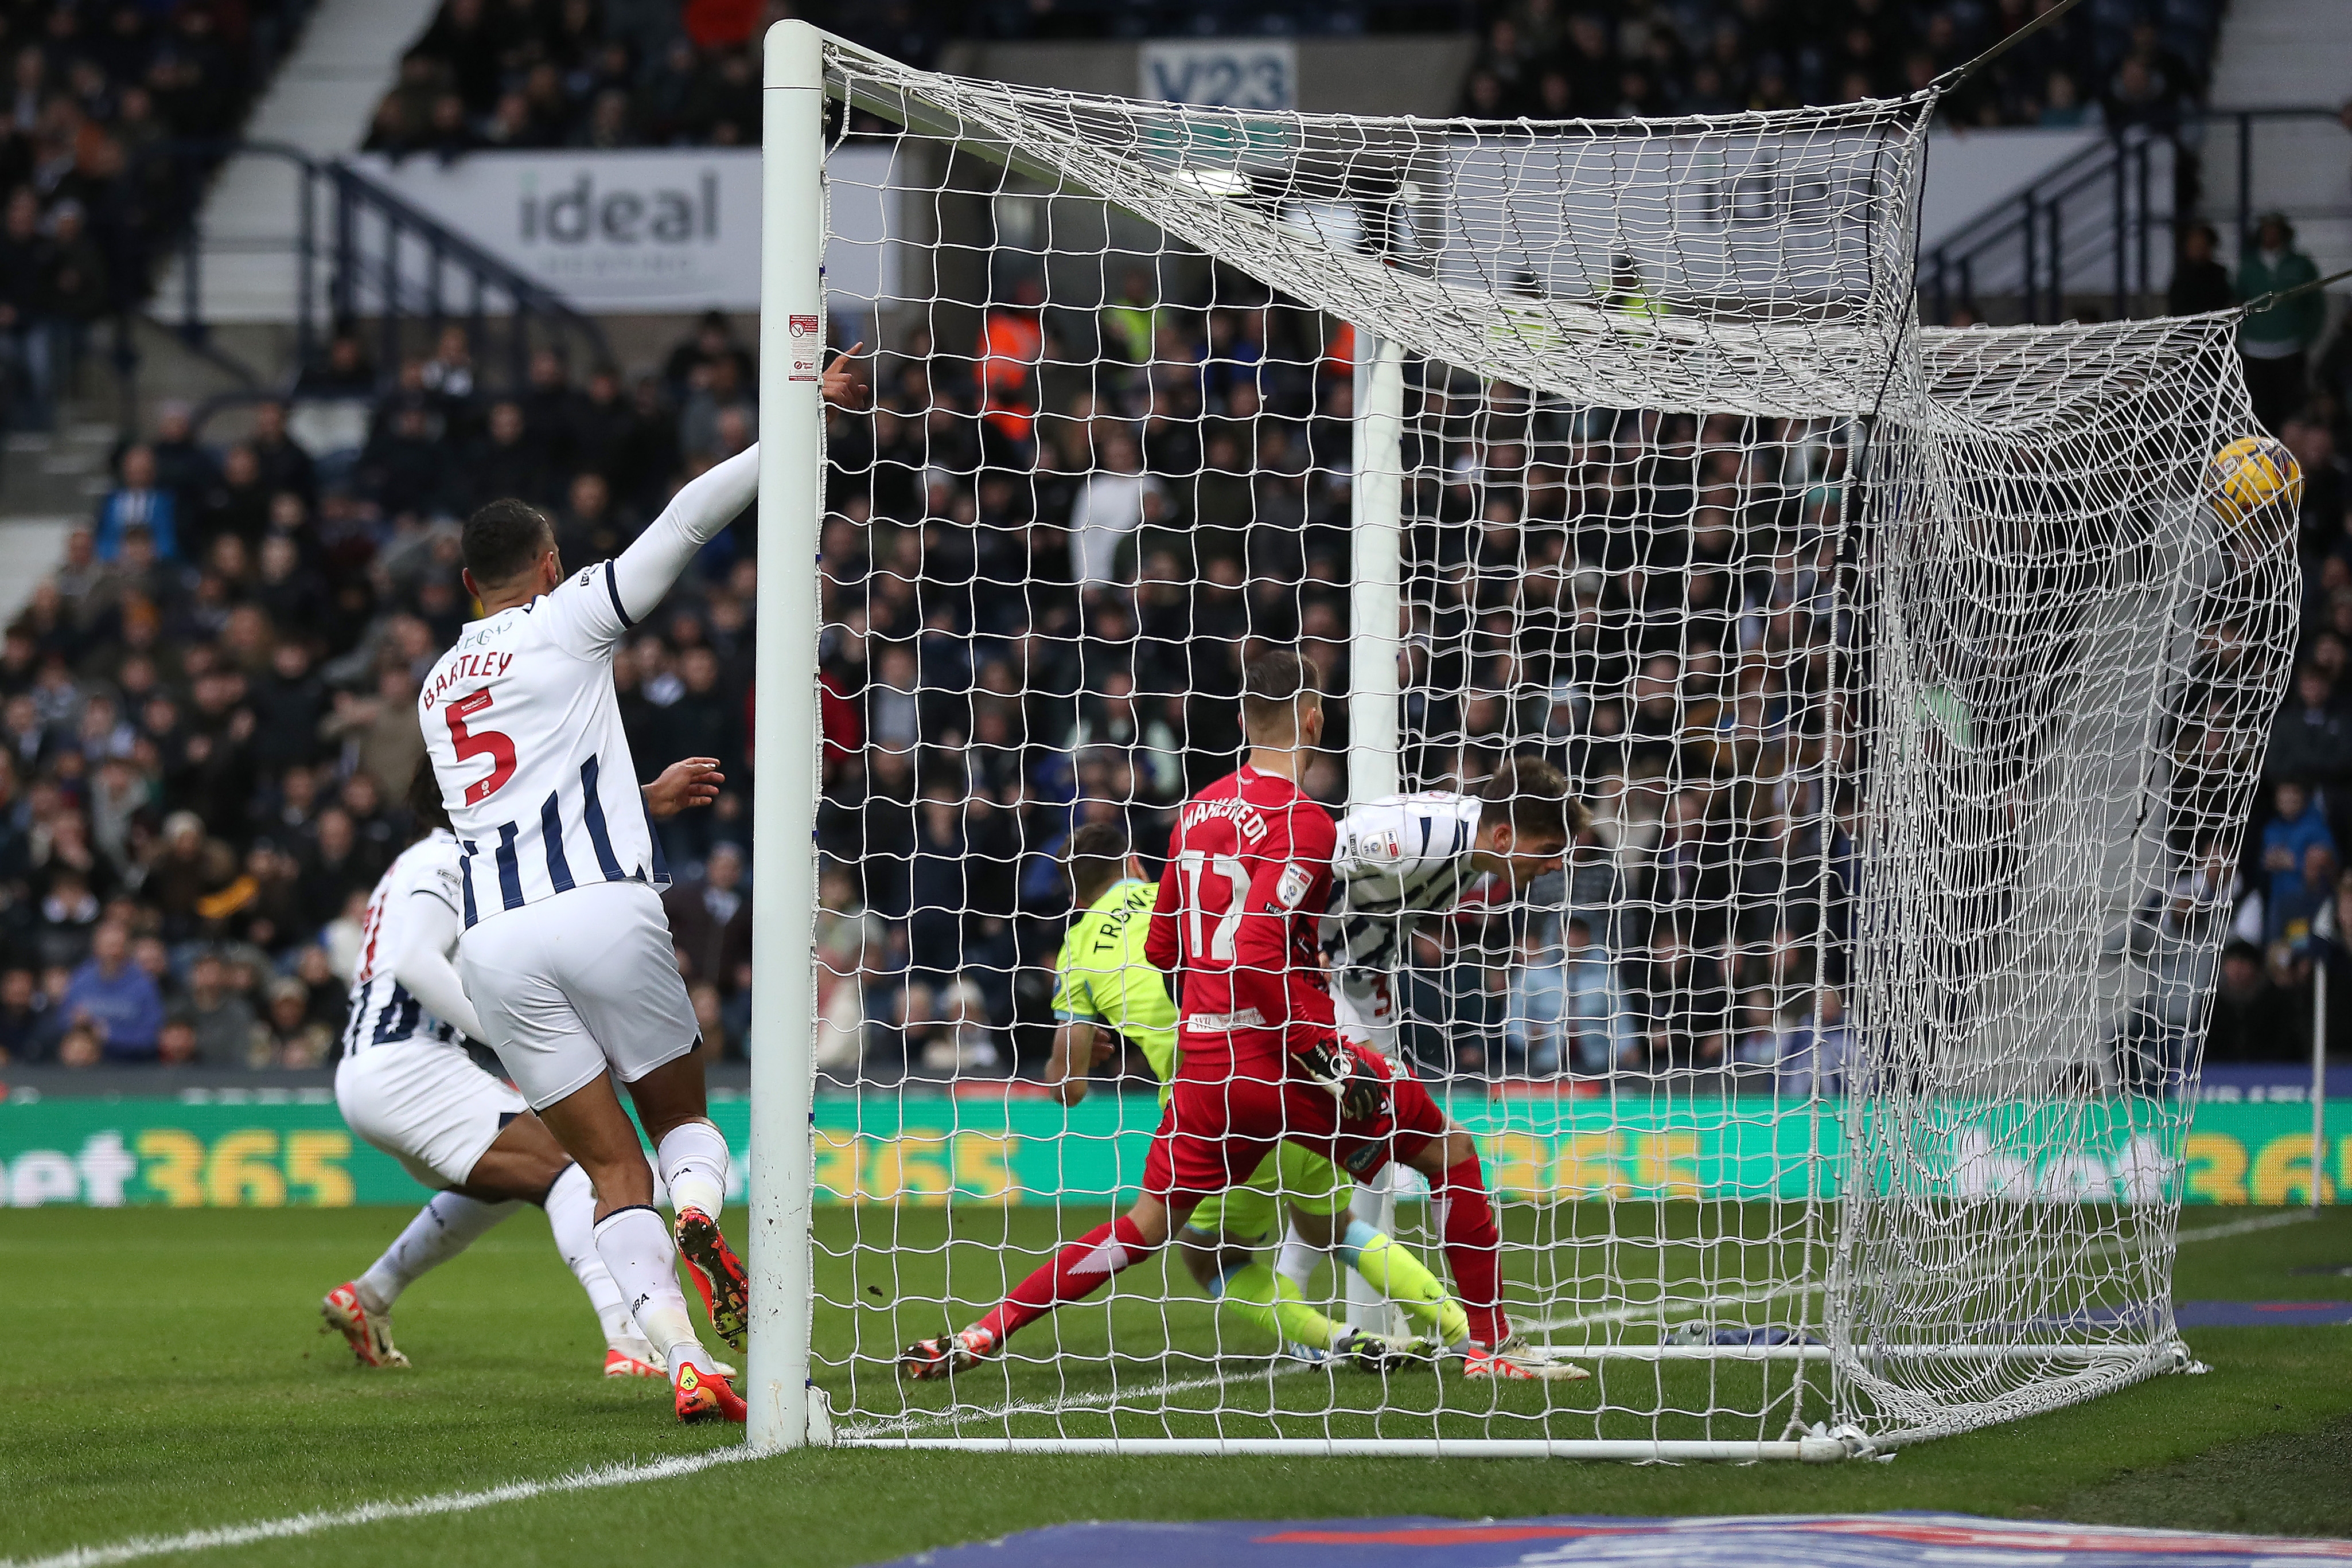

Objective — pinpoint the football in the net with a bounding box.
[2206,433,2304,530]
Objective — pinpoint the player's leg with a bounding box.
[901,1188,1185,1380]
[326,1045,523,1368]
[570,881,747,1352]
[1317,1046,1586,1382]
[328,1191,515,1368]
[619,1051,745,1349]
[901,1073,1283,1378]
[1278,1142,1467,1350]
[465,893,741,1422]
[535,1074,737,1410]
[1179,1176,1354,1363]
[1395,1118,1586,1383]
[457,1114,665,1377]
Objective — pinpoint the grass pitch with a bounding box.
[2,1204,2348,1567]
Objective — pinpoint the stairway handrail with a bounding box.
[139,136,614,383]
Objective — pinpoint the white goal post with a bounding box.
[746,19,2300,1458]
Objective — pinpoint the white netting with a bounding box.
[799,38,2297,1454]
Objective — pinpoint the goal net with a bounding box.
[749,24,2299,1458]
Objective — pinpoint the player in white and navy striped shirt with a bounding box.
[1319,755,1589,1060]
[323,754,724,1382]
[1284,757,1588,1301]
[414,337,858,1426]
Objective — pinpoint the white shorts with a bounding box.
[457,879,702,1111]
[335,1039,526,1188]
[1333,966,1400,1060]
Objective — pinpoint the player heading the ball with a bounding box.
[419,347,863,1423]
[903,649,1586,1383]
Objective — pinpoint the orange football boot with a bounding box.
[673,1207,749,1348]
[321,1283,408,1369]
[673,1359,747,1424]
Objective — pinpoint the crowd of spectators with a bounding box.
[0,310,767,1072]
[1461,0,2224,128]
[793,255,1887,1095]
[5,271,2344,1092]
[362,0,948,158]
[0,0,311,432]
[2215,383,2352,1070]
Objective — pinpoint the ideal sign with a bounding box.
[348,146,900,315]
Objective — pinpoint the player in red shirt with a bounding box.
[902,651,1583,1383]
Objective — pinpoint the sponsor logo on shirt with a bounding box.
[1274,862,1314,910]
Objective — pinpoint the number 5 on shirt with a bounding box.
[445,690,517,805]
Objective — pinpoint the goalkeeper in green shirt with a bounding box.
[1043,822,1469,1368]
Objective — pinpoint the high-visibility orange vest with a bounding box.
[977,310,1042,440]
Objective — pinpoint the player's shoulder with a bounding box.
[392,830,465,900]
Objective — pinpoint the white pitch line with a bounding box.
[0,1447,762,1568]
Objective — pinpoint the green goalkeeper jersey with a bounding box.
[1052,877,1178,1102]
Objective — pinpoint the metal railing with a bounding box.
[1921,107,2352,326]
[1922,125,2170,326]
[142,138,610,393]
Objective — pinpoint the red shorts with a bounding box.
[1141,1040,1447,1204]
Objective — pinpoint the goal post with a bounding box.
[746,17,828,1454]
[749,25,2300,1459]
[1342,326,1405,1341]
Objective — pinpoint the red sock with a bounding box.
[1434,1154,1508,1346]
[975,1216,1152,1344]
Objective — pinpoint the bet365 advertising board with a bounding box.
[0,1094,2338,1208]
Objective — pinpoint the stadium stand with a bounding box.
[0,0,2337,1088]
[1458,0,2226,128]
[359,0,2228,151]
[10,247,2344,1083]
[0,0,322,431]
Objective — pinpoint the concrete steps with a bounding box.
[173,0,439,326]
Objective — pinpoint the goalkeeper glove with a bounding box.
[1293,1036,1387,1124]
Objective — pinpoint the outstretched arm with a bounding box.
[604,343,865,625]
[391,892,487,1043]
[608,446,761,624]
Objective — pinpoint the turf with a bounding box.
[1,1204,2347,1567]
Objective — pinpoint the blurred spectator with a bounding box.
[258,974,332,1067]
[0,966,44,1061]
[663,840,749,997]
[60,920,162,1060]
[182,947,261,1065]
[95,447,177,561]
[1069,432,1158,592]
[2261,779,2334,925]
[2206,939,2298,1063]
[2267,664,2349,792]
[1505,911,1634,1076]
[2237,214,2323,434]
[2168,223,2233,318]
